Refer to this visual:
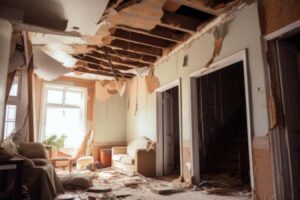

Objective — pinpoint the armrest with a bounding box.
[18,142,47,159]
[135,149,156,177]
[112,146,127,155]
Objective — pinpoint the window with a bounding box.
[4,74,20,139]
[41,84,87,153]
[4,105,17,138]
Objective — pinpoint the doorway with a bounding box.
[156,82,181,177]
[267,28,300,200]
[190,51,253,189]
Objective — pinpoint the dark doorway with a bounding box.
[196,62,250,184]
[159,86,180,176]
[273,30,300,199]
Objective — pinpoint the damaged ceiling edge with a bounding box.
[153,2,248,69]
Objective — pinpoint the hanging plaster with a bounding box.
[203,21,230,68]
[33,46,70,81]
[95,79,128,102]
[145,68,160,93]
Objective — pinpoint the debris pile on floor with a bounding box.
[55,168,251,200]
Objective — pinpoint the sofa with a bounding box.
[111,137,156,177]
[0,139,64,200]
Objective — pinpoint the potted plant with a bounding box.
[42,134,67,157]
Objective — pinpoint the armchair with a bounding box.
[111,137,156,177]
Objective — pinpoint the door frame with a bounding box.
[189,49,254,187]
[156,78,183,177]
[264,20,300,200]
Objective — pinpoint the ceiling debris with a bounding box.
[1,0,243,81]
[33,47,70,81]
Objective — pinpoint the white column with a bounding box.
[0,19,12,140]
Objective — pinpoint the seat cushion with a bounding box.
[120,155,134,165]
[19,142,47,159]
[112,154,128,162]
[127,137,150,157]
[31,158,48,166]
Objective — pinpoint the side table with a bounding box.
[99,149,112,168]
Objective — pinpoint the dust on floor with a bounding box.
[55,168,251,200]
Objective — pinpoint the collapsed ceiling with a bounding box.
[1,0,241,80]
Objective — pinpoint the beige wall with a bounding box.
[0,19,12,140]
[94,94,127,143]
[126,2,269,182]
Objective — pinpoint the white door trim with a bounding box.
[155,78,183,177]
[189,49,254,187]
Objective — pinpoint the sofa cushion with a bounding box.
[112,154,128,162]
[127,137,150,157]
[19,142,47,159]
[120,155,134,165]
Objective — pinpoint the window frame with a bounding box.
[39,83,87,148]
[3,71,22,139]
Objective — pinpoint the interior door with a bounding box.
[163,92,175,175]
[277,40,300,199]
[198,74,219,172]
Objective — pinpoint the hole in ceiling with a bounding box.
[175,5,214,21]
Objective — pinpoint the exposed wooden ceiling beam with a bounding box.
[160,11,203,33]
[74,67,134,78]
[110,28,176,49]
[74,55,132,71]
[109,39,163,57]
[117,25,190,42]
[97,46,157,63]
[88,51,150,68]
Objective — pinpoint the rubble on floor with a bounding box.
[55,168,251,200]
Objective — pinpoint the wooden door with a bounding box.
[277,41,300,199]
[163,92,175,175]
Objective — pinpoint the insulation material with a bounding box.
[33,47,70,81]
[145,68,160,93]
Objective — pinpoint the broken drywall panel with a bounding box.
[83,0,166,46]
[40,43,78,67]
[31,33,87,45]
[33,46,70,81]
[104,0,166,31]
